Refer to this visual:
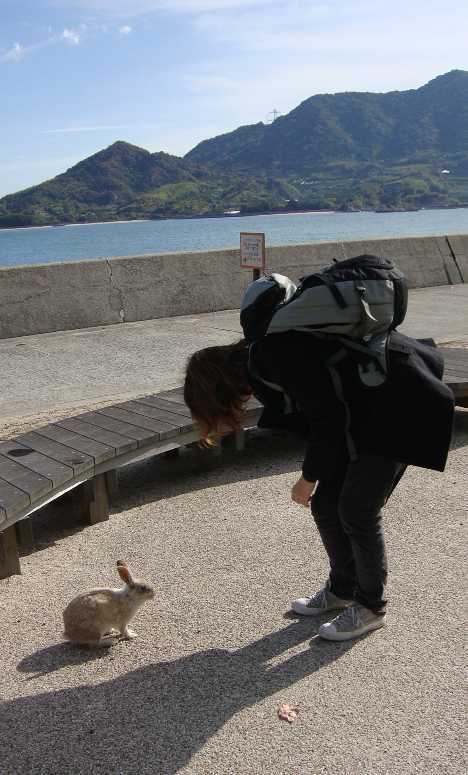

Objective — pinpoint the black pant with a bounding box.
[311,451,405,615]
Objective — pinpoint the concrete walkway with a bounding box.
[0,284,466,774]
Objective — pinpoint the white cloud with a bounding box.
[62,28,81,45]
[119,25,132,34]
[1,43,25,63]
[1,38,57,64]
[1,24,86,66]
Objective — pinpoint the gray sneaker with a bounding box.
[292,582,353,616]
[319,604,386,641]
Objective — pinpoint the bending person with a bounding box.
[183,330,453,642]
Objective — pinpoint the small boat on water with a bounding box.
[223,209,241,216]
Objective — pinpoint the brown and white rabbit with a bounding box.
[63,561,155,647]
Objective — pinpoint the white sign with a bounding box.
[240,232,266,270]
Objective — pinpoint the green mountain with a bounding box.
[186,70,468,173]
[0,141,297,227]
[185,70,468,212]
[1,70,467,227]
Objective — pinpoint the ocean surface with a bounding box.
[0,207,467,268]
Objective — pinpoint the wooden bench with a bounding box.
[1,347,467,579]
[0,390,263,578]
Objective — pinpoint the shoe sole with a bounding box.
[318,617,386,641]
[291,601,352,617]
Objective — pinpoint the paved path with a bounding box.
[0,283,466,774]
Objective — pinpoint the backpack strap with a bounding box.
[307,273,348,309]
[354,281,379,337]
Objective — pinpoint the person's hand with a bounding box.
[291,476,317,507]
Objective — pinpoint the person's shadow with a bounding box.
[9,618,355,774]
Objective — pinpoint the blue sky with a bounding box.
[1,0,467,197]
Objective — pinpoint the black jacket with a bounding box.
[248,330,454,480]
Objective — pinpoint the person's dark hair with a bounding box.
[183,339,251,445]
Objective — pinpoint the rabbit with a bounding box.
[63,560,155,647]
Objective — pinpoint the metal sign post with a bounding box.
[240,232,266,281]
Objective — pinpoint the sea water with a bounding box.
[0,207,467,268]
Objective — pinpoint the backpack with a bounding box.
[241,254,409,462]
[240,254,408,388]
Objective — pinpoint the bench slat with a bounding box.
[0,455,52,500]
[445,371,468,382]
[120,400,194,430]
[443,362,468,374]
[137,396,193,417]
[0,478,30,522]
[444,372,468,380]
[153,388,185,404]
[0,441,74,489]
[98,406,180,439]
[33,425,115,465]
[17,432,95,475]
[56,418,138,455]
[443,354,468,365]
[444,368,468,378]
[77,411,156,445]
[441,350,468,367]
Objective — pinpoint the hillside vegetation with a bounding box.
[1,70,467,227]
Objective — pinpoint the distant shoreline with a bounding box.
[0,211,337,231]
[0,218,151,233]
[1,204,468,232]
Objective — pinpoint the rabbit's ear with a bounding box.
[116,561,134,586]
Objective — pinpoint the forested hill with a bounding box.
[1,70,467,227]
[0,142,297,226]
[185,70,468,174]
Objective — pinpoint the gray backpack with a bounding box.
[241,254,408,461]
[241,254,408,387]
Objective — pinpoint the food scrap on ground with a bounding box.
[277,703,300,723]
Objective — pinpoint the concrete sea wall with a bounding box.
[0,233,466,339]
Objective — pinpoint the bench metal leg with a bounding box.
[225,429,246,451]
[0,526,21,579]
[221,429,246,452]
[71,474,109,526]
[15,518,34,552]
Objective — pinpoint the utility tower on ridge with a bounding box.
[266,108,281,123]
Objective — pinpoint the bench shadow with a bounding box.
[25,431,304,552]
[8,618,356,774]
[19,490,108,557]
[451,410,468,448]
[113,430,305,513]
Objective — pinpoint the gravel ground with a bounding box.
[0,424,466,775]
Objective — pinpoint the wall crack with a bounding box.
[445,237,464,284]
[105,259,126,322]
